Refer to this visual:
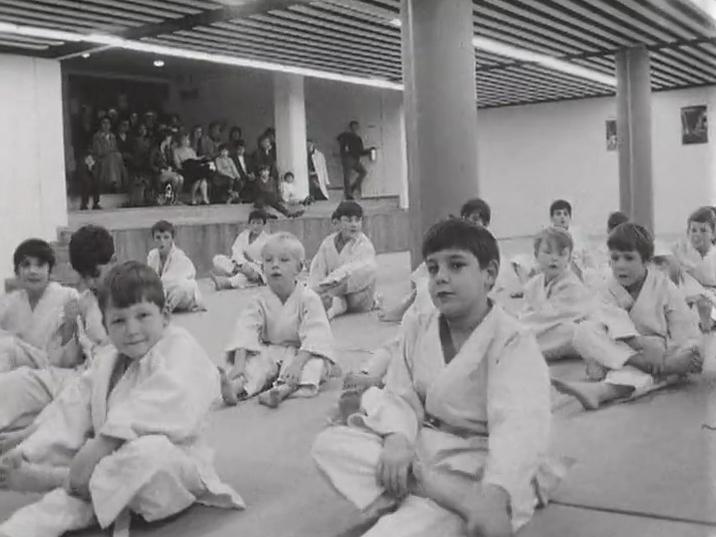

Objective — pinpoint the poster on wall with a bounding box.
[681,105,708,145]
[605,119,617,151]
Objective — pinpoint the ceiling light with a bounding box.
[472,36,617,87]
[81,53,90,59]
[153,59,165,67]
[389,18,402,27]
[685,0,716,20]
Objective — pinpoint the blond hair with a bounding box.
[533,226,573,257]
[261,231,306,262]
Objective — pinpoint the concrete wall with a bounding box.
[0,55,67,282]
[478,86,715,239]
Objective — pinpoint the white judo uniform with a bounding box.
[0,289,109,433]
[313,304,564,535]
[147,245,203,312]
[309,232,378,316]
[520,270,597,361]
[573,268,701,396]
[0,325,243,537]
[223,283,334,397]
[212,229,269,289]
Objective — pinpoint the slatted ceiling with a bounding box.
[186,27,401,74]
[144,35,396,79]
[244,13,400,56]
[166,28,401,76]
[218,18,401,60]
[2,0,716,109]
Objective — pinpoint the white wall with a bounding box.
[478,86,715,239]
[0,55,67,282]
[168,67,406,199]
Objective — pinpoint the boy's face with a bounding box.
[339,215,362,239]
[551,209,571,229]
[284,174,294,184]
[262,242,301,293]
[426,248,496,319]
[237,145,245,155]
[153,231,174,256]
[104,300,167,360]
[16,256,50,294]
[464,211,485,227]
[259,169,270,181]
[688,221,714,253]
[535,240,571,282]
[609,249,647,288]
[248,218,266,235]
[220,148,229,158]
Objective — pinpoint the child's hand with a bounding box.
[376,433,413,499]
[67,436,121,500]
[466,485,512,537]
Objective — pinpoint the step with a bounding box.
[67,193,129,211]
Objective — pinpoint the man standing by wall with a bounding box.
[337,120,374,200]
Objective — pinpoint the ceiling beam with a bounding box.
[45,0,316,59]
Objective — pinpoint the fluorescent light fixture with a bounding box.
[0,22,403,91]
[473,36,617,87]
[153,59,165,67]
[685,0,716,20]
[389,18,402,27]
[81,53,90,59]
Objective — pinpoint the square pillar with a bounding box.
[274,73,309,199]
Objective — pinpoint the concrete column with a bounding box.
[616,45,654,232]
[401,0,480,268]
[273,72,309,199]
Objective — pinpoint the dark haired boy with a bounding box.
[147,220,204,312]
[309,201,377,320]
[553,222,703,410]
[0,261,243,534]
[211,210,270,290]
[314,218,560,536]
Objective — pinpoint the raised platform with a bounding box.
[67,197,409,276]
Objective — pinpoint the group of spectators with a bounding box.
[72,107,334,217]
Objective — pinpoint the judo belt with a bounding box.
[423,414,487,439]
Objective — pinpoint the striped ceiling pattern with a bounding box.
[1,0,715,108]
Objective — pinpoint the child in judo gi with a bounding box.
[0,226,114,448]
[313,219,562,537]
[309,201,378,320]
[147,220,205,313]
[519,227,597,361]
[221,232,335,407]
[552,223,703,411]
[0,261,243,537]
[210,209,270,291]
[0,239,79,374]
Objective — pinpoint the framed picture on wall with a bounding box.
[681,105,708,145]
[605,119,617,151]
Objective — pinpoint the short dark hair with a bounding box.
[98,261,165,314]
[218,143,229,152]
[607,222,654,262]
[69,225,115,278]
[330,210,338,222]
[257,164,271,173]
[422,219,500,270]
[13,239,55,274]
[248,209,268,224]
[283,172,294,180]
[151,220,175,237]
[349,120,359,128]
[460,198,491,226]
[607,211,629,233]
[688,206,716,231]
[335,200,363,220]
[550,199,572,217]
[236,139,246,148]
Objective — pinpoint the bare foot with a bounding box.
[258,388,281,408]
[551,378,601,410]
[663,347,702,375]
[0,455,67,492]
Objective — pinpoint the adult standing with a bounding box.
[307,139,330,201]
[336,120,374,200]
